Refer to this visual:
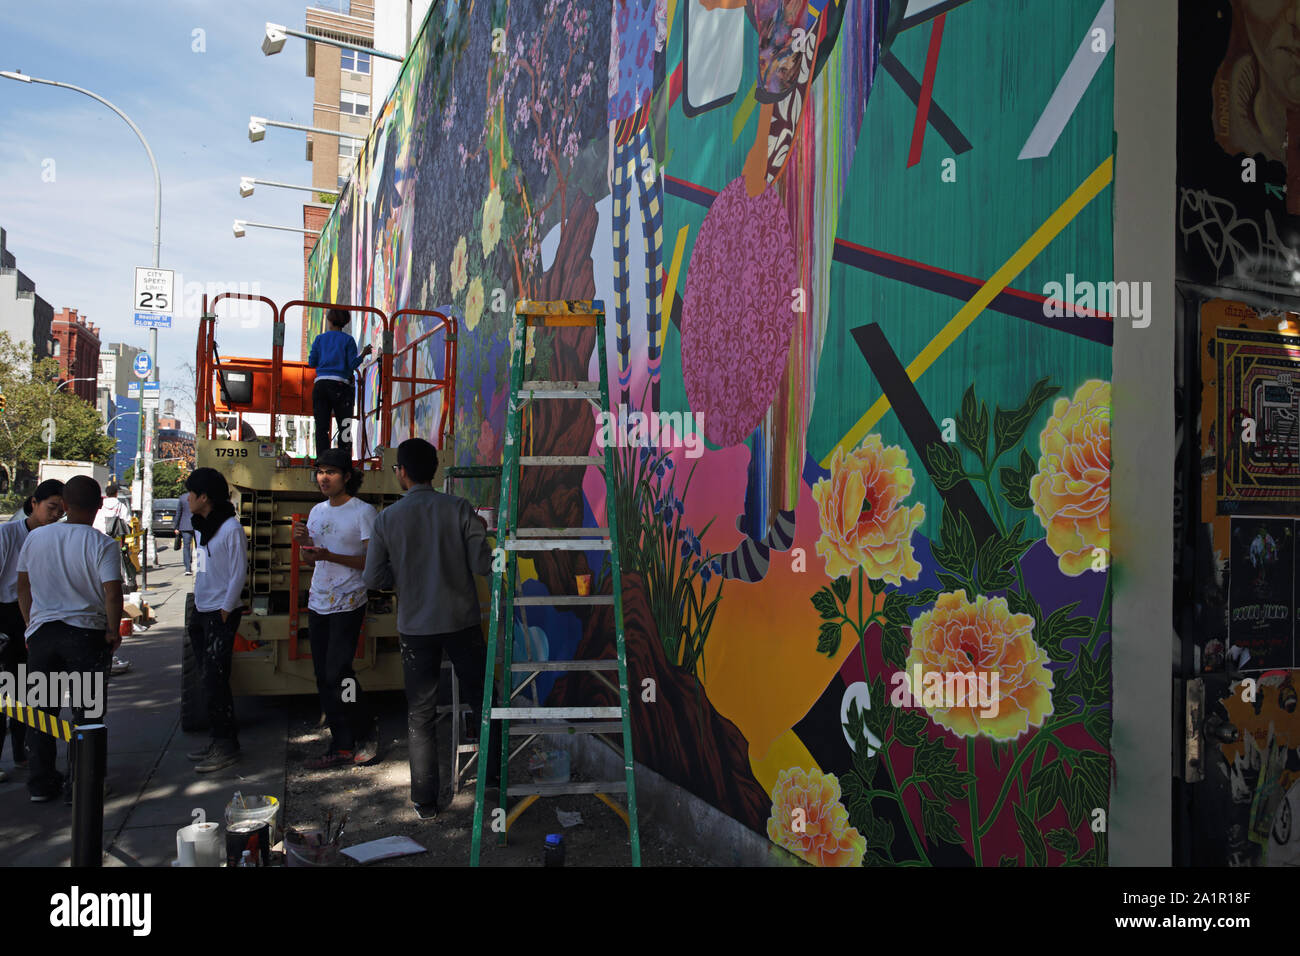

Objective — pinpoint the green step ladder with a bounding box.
[470,299,640,866]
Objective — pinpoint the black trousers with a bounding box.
[187,608,243,745]
[312,378,354,458]
[308,604,368,752]
[0,601,27,763]
[25,621,111,797]
[400,625,500,807]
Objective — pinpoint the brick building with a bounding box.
[51,308,101,402]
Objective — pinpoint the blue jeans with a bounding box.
[179,531,194,572]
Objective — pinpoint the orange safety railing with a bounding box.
[383,308,457,451]
[197,296,457,463]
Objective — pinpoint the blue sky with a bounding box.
[0,0,342,426]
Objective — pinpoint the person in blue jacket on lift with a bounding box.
[308,308,373,459]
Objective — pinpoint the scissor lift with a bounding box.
[181,294,459,729]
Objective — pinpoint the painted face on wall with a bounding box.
[1237,0,1300,104]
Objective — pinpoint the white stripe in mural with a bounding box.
[1018,0,1114,160]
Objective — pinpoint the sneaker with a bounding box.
[186,742,216,761]
[195,746,240,773]
[183,570,193,576]
[110,656,131,675]
[305,749,354,770]
[352,739,379,766]
[29,790,56,803]
[413,802,440,820]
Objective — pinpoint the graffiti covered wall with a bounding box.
[309,0,1115,866]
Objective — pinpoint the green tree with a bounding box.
[0,332,115,487]
[120,461,190,499]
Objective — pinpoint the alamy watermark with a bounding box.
[889,664,1001,717]
[595,405,706,459]
[0,664,106,720]
[1041,274,1151,328]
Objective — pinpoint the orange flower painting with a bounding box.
[905,590,1055,741]
[812,436,925,584]
[1030,380,1110,577]
[766,767,866,867]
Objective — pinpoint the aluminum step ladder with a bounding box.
[470,299,640,866]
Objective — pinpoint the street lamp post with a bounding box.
[46,377,97,461]
[1,69,163,578]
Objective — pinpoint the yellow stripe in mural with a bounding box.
[750,728,821,797]
[662,225,691,343]
[822,154,1114,466]
[732,85,758,143]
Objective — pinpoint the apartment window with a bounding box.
[340,91,371,117]
[338,136,363,161]
[340,49,371,75]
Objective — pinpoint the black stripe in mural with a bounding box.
[880,51,973,155]
[850,322,998,546]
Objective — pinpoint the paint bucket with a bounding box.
[226,820,271,867]
[225,793,281,846]
[575,574,592,596]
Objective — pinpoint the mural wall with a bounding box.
[1176,0,1300,866]
[308,0,1115,866]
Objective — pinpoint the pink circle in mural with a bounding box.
[681,176,797,449]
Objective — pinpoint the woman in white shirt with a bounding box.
[293,448,378,769]
[0,480,63,779]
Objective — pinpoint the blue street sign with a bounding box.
[126,382,160,399]
[132,352,154,379]
[133,312,172,329]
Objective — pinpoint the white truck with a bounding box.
[37,459,112,489]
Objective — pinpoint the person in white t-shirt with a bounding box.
[184,467,248,774]
[17,475,122,803]
[293,448,378,769]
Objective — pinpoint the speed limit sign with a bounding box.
[134,267,174,314]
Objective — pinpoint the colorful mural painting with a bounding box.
[1176,0,1300,866]
[307,0,1114,865]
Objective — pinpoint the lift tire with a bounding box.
[181,593,209,732]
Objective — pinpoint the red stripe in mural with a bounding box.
[907,13,947,168]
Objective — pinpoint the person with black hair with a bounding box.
[183,467,248,773]
[363,438,499,819]
[292,448,378,768]
[17,476,122,803]
[307,307,373,459]
[0,479,63,780]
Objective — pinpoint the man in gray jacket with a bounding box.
[363,438,500,819]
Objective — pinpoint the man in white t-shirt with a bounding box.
[293,448,378,768]
[16,475,123,803]
[184,467,248,774]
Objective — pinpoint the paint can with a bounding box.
[226,819,270,867]
[543,833,565,867]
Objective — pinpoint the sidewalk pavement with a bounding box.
[0,543,288,867]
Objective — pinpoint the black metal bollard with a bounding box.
[71,723,107,867]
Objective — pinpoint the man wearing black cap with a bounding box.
[363,437,499,819]
[293,448,378,768]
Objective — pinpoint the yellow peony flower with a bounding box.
[812,436,925,584]
[465,276,485,332]
[1030,380,1110,576]
[905,590,1054,740]
[450,235,468,297]
[766,767,865,867]
[481,186,504,257]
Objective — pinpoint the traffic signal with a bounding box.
[0,394,7,413]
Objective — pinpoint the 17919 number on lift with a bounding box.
[213,447,248,458]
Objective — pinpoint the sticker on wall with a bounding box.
[1228,516,1295,671]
